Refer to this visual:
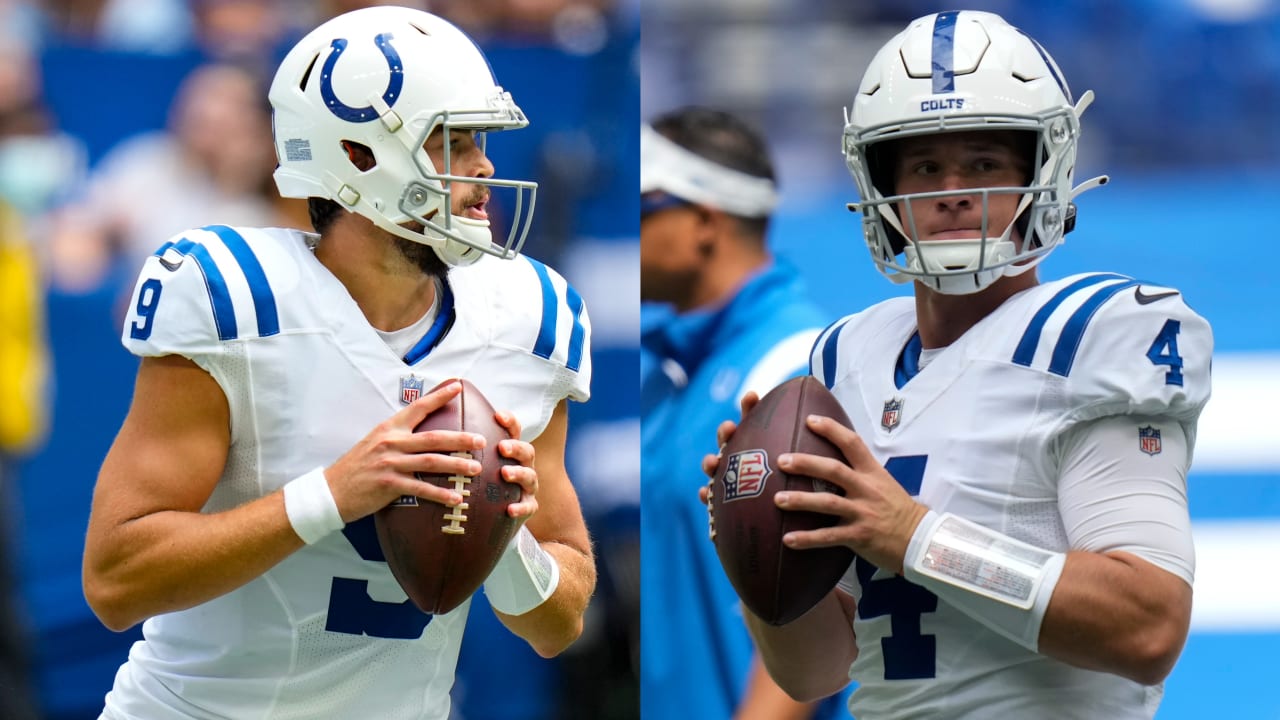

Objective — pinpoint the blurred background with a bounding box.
[643,1,1280,718]
[0,0,638,718]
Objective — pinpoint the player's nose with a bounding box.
[468,147,494,180]
[933,172,977,208]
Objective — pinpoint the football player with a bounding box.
[82,7,595,719]
[640,108,847,719]
[704,11,1209,719]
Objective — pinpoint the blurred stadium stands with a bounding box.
[4,1,639,719]
[643,1,1280,718]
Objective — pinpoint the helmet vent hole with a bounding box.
[865,83,881,96]
[1011,71,1035,84]
[408,22,431,36]
[299,52,320,91]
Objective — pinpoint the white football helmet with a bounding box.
[843,10,1107,294]
[270,6,536,266]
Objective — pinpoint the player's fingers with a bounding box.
[782,524,852,551]
[400,429,486,454]
[501,463,538,498]
[774,487,849,517]
[715,419,738,449]
[397,451,483,478]
[777,451,857,495]
[698,482,710,506]
[396,380,463,428]
[507,495,539,519]
[739,391,760,419]
[393,476,465,507]
[494,410,523,441]
[497,438,534,465]
[804,414,873,468]
[701,452,721,480]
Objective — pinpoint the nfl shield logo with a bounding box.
[400,374,425,405]
[881,398,904,432]
[1138,426,1162,456]
[722,450,772,502]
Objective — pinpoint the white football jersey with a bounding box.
[103,225,591,720]
[810,273,1211,720]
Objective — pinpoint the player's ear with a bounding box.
[690,204,730,258]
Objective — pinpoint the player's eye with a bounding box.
[449,130,476,148]
[911,161,939,176]
[973,157,1000,173]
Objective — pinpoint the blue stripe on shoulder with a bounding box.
[1012,273,1127,368]
[1048,279,1140,377]
[203,225,280,337]
[817,318,852,389]
[526,257,558,360]
[174,238,237,341]
[565,285,586,372]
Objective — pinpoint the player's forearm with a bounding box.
[733,655,823,720]
[1037,550,1191,685]
[83,490,304,631]
[493,540,596,658]
[743,589,857,702]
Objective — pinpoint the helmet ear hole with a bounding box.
[340,141,376,172]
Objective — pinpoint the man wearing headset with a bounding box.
[641,106,847,720]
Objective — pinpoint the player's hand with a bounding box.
[494,410,539,520]
[772,414,929,574]
[699,392,762,506]
[325,380,486,522]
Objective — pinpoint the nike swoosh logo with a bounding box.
[157,247,185,271]
[1134,287,1180,305]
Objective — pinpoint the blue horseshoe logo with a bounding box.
[319,33,404,123]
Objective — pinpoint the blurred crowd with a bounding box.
[0,1,638,719]
[642,0,1280,204]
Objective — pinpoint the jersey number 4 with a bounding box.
[1146,319,1184,387]
[855,455,939,680]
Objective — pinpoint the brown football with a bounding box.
[375,378,522,615]
[710,375,856,626]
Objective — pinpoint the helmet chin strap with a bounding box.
[902,236,1017,295]
[421,215,491,266]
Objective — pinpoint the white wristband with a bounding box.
[484,525,560,616]
[903,510,1065,651]
[282,467,344,545]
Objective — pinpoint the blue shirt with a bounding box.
[640,262,848,719]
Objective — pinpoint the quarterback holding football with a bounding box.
[82,7,595,719]
[706,10,1209,720]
